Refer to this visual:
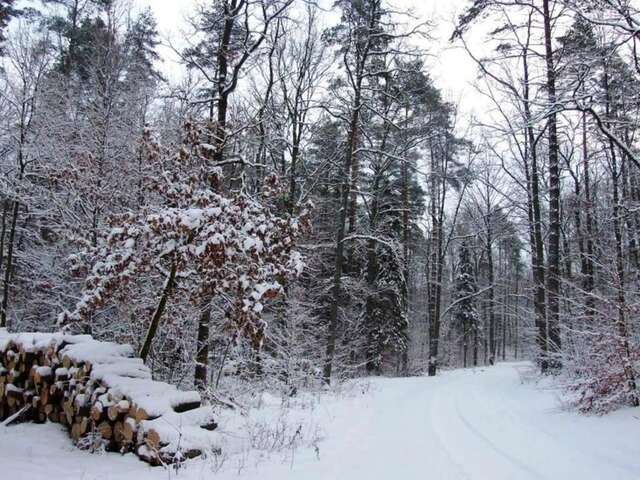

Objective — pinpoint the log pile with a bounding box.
[0,329,219,465]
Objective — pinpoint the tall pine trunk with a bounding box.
[542,0,562,368]
[523,30,548,370]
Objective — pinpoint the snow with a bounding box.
[139,407,221,454]
[60,339,135,364]
[5,384,23,394]
[0,328,92,352]
[2,362,638,480]
[99,375,201,418]
[90,359,152,381]
[36,366,52,376]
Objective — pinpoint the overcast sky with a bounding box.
[133,0,480,119]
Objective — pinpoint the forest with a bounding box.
[0,0,639,477]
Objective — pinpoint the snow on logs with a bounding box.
[0,329,219,465]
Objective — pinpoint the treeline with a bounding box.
[0,0,638,414]
[0,0,474,396]
[454,0,640,412]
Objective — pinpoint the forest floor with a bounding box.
[1,362,638,480]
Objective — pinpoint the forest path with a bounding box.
[232,361,640,480]
[425,362,639,480]
[2,362,639,480]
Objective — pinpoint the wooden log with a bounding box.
[122,417,137,445]
[48,382,64,404]
[23,390,35,406]
[91,386,107,404]
[35,409,47,424]
[97,421,113,440]
[70,422,81,442]
[107,400,130,422]
[113,421,126,446]
[28,365,38,383]
[145,429,162,451]
[6,385,24,408]
[62,355,73,370]
[136,445,160,466]
[173,399,201,413]
[21,350,36,365]
[45,409,60,423]
[78,416,89,436]
[107,390,124,403]
[63,399,74,425]
[90,402,105,423]
[200,419,218,431]
[133,406,154,422]
[39,383,50,406]
[36,350,47,366]
[4,349,18,370]
[8,369,22,384]
[55,368,69,383]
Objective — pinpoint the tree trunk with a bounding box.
[254,20,280,192]
[0,200,19,328]
[514,271,519,360]
[582,112,596,318]
[323,79,363,384]
[523,35,548,371]
[400,120,411,375]
[542,0,562,369]
[365,176,380,373]
[194,302,211,390]
[487,227,495,365]
[502,282,507,361]
[426,141,443,376]
[0,199,8,279]
[323,3,379,384]
[139,261,178,361]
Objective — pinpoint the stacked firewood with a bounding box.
[0,330,219,465]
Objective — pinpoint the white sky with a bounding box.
[133,0,482,120]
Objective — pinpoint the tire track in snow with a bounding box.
[452,392,545,480]
[429,372,545,480]
[361,376,471,480]
[436,363,640,480]
[416,377,472,480]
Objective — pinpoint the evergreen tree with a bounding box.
[454,241,479,368]
[0,0,17,51]
[123,8,162,85]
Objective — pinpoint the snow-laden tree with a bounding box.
[453,241,479,368]
[59,121,310,389]
[0,0,17,51]
[0,24,54,329]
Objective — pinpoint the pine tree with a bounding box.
[454,241,479,368]
[123,8,162,86]
[0,0,17,51]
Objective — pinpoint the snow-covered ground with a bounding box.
[2,362,638,480]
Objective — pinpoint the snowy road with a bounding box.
[2,362,639,480]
